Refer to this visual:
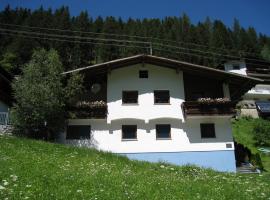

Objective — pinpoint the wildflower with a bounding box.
[170,168,174,171]
[3,180,8,186]
[160,165,165,168]
[10,175,18,182]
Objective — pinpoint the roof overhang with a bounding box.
[63,54,262,84]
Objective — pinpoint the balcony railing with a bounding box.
[182,101,236,117]
[69,101,107,119]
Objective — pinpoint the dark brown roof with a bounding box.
[64,54,263,84]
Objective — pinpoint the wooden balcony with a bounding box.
[182,101,236,118]
[69,101,107,119]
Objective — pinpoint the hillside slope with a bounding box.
[0,136,269,200]
[232,118,270,171]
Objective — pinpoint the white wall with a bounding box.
[64,63,234,155]
[107,64,185,123]
[66,118,234,153]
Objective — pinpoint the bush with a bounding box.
[253,119,270,146]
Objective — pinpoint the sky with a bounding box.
[1,0,270,36]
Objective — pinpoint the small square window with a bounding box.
[154,90,170,104]
[156,124,171,139]
[200,123,216,138]
[139,70,148,78]
[66,125,91,139]
[122,125,137,140]
[122,91,138,104]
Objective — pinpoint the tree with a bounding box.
[11,49,84,140]
[253,119,270,146]
[0,51,17,73]
[261,44,270,62]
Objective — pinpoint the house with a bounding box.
[222,59,270,118]
[61,55,261,172]
[0,66,12,129]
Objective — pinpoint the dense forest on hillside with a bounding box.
[0,5,270,74]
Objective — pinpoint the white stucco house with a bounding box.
[0,66,12,129]
[61,55,262,172]
[223,60,270,118]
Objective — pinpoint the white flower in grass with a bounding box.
[3,180,8,186]
[160,165,165,168]
[10,175,18,182]
[0,185,5,190]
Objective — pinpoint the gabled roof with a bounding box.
[63,54,262,84]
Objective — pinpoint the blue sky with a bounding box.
[1,0,270,36]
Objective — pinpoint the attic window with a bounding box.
[139,70,148,78]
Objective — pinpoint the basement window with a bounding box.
[154,90,170,104]
[66,125,91,140]
[122,125,137,140]
[200,123,216,138]
[139,70,148,78]
[156,124,171,139]
[122,91,138,104]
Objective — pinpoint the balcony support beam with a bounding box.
[223,82,231,100]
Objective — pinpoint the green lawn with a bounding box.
[0,136,269,200]
[232,118,270,172]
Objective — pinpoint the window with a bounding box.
[232,64,240,70]
[122,125,137,140]
[200,123,216,138]
[66,125,91,139]
[156,124,171,139]
[122,91,138,104]
[154,90,170,104]
[139,70,148,78]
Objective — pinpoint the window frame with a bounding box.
[139,70,149,78]
[156,124,171,140]
[154,90,170,104]
[66,125,91,140]
[200,123,216,138]
[122,125,137,140]
[122,91,139,104]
